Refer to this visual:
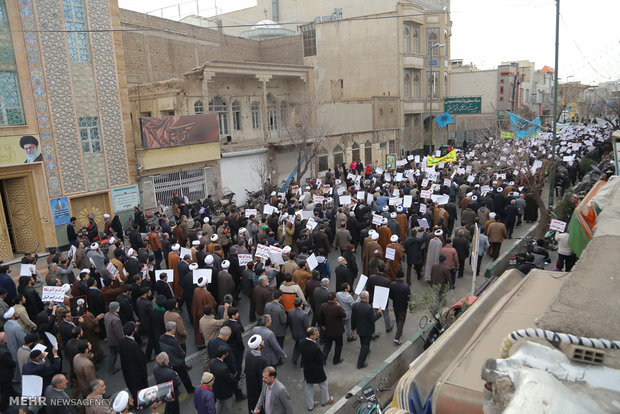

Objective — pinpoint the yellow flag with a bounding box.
[426,149,457,166]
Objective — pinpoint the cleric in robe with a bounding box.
[20,135,43,163]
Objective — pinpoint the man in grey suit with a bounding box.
[287,298,309,366]
[251,315,287,366]
[253,366,294,414]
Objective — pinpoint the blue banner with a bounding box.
[435,112,453,128]
[508,112,541,139]
[50,197,71,226]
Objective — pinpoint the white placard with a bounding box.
[420,190,432,199]
[550,219,567,233]
[357,191,365,200]
[415,155,420,163]
[301,210,315,220]
[467,175,475,183]
[419,203,427,214]
[263,204,276,215]
[41,286,66,302]
[20,264,35,276]
[389,197,402,206]
[45,332,58,350]
[366,193,374,205]
[180,248,192,260]
[68,245,77,259]
[32,343,47,353]
[268,251,285,265]
[347,173,356,180]
[562,155,574,162]
[376,167,384,175]
[193,268,212,284]
[306,253,319,271]
[403,195,413,208]
[255,244,271,260]
[481,185,491,195]
[372,286,390,310]
[435,150,441,157]
[396,159,407,166]
[417,218,429,228]
[431,194,449,205]
[372,214,383,226]
[313,195,325,204]
[443,178,451,187]
[385,247,396,260]
[238,254,253,266]
[384,173,392,182]
[337,187,346,196]
[155,269,173,282]
[354,274,368,295]
[306,218,318,231]
[340,195,352,205]
[392,189,400,197]
[407,155,414,161]
[421,179,429,187]
[395,173,403,182]
[22,375,43,397]
[244,209,257,218]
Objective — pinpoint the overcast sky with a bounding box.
[118,0,620,85]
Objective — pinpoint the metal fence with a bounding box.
[152,167,213,206]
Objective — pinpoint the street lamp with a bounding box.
[429,42,445,154]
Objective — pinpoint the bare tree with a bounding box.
[598,89,620,131]
[249,155,270,191]
[556,83,586,123]
[283,102,330,183]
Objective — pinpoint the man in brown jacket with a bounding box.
[486,212,508,260]
[148,226,163,270]
[164,299,188,350]
[73,341,98,398]
[292,263,312,293]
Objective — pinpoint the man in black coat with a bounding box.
[287,298,309,365]
[224,307,245,386]
[319,293,346,365]
[312,278,330,328]
[151,295,167,354]
[209,346,237,413]
[452,230,470,279]
[153,352,182,414]
[299,327,333,409]
[159,321,194,394]
[116,286,135,325]
[86,278,105,318]
[404,228,428,284]
[503,199,519,239]
[207,326,245,400]
[351,290,383,369]
[366,263,393,333]
[136,287,155,359]
[389,270,411,345]
[119,322,148,401]
[334,257,354,292]
[128,225,144,251]
[244,334,268,413]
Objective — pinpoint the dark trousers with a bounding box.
[292,339,303,364]
[173,365,194,394]
[516,213,523,226]
[164,399,180,414]
[556,253,577,271]
[108,345,119,374]
[276,336,285,350]
[506,220,515,238]
[406,263,423,284]
[457,257,466,278]
[476,255,484,276]
[248,288,256,323]
[357,335,372,367]
[394,308,407,340]
[154,250,163,270]
[449,269,456,288]
[142,330,155,359]
[490,242,502,260]
[322,334,343,363]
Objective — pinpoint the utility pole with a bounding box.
[429,42,444,154]
[549,0,560,207]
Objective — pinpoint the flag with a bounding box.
[426,149,457,166]
[508,112,541,139]
[435,112,453,128]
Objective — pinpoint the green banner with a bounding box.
[444,97,481,114]
[500,131,514,139]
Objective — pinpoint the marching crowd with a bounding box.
[0,123,615,414]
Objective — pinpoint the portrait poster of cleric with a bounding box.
[20,135,43,163]
[140,113,219,149]
[137,381,175,410]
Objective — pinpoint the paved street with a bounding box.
[7,214,556,413]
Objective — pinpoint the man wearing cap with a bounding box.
[251,315,287,366]
[193,273,218,347]
[217,260,235,305]
[385,235,404,282]
[193,372,216,414]
[87,243,105,273]
[23,342,61,391]
[112,390,132,414]
[4,307,26,364]
[245,334,268,412]
[119,321,148,402]
[20,135,43,163]
[423,230,444,282]
[168,244,182,298]
[362,231,382,276]
[104,301,123,375]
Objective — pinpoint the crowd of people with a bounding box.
[0,123,615,414]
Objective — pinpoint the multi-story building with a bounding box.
[0,0,134,257]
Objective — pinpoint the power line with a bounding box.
[559,14,612,80]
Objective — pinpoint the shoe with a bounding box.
[394,339,402,345]
[322,396,334,406]
[292,360,298,366]
[347,336,357,342]
[371,333,380,340]
[386,326,394,333]
[308,401,319,411]
[356,363,368,369]
[333,359,344,365]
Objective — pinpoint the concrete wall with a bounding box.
[316,103,373,135]
[449,70,498,114]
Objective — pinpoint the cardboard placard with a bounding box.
[403,195,413,208]
[193,269,212,284]
[366,193,374,205]
[550,219,567,233]
[268,252,285,265]
[385,247,396,260]
[255,244,271,260]
[20,264,36,276]
[372,214,384,226]
[419,203,427,214]
[41,286,66,303]
[238,254,253,266]
[417,218,429,228]
[356,191,365,200]
[420,190,432,199]
[372,286,390,310]
[339,195,352,205]
[389,197,402,206]
[306,253,319,271]
[244,209,257,218]
[354,274,368,295]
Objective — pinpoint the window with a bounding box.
[444,73,448,97]
[352,143,360,161]
[300,23,316,57]
[412,24,421,53]
[140,111,151,118]
[280,101,287,127]
[267,94,278,131]
[379,108,384,117]
[426,27,440,56]
[160,110,174,116]
[194,100,204,114]
[0,71,25,126]
[0,3,25,126]
[63,0,90,62]
[427,72,439,98]
[251,101,261,129]
[404,69,412,99]
[79,116,102,153]
[364,141,372,165]
[403,23,411,53]
[413,69,421,98]
[389,140,395,154]
[232,100,241,131]
[500,86,504,94]
[317,147,328,171]
[333,145,344,167]
[209,96,228,137]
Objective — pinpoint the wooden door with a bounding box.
[0,192,12,258]
[1,177,39,254]
[69,193,109,236]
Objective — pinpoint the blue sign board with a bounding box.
[50,197,71,226]
[427,59,439,67]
